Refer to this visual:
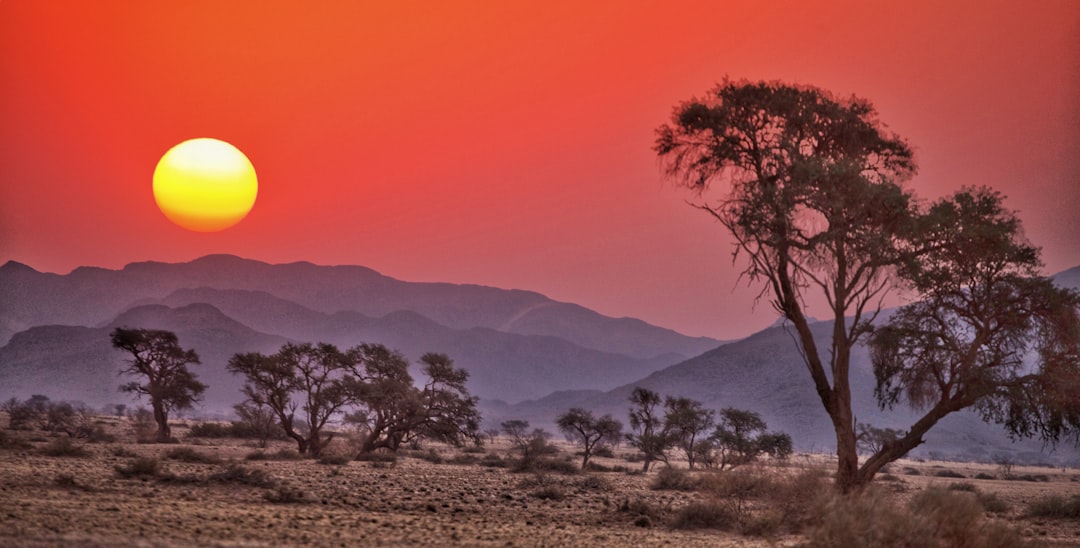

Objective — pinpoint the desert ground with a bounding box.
[1,414,1078,547]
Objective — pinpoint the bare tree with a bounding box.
[556,408,623,469]
[111,328,205,442]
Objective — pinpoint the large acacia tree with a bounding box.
[111,327,206,442]
[656,79,1080,491]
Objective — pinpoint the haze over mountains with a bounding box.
[0,255,718,407]
[2,256,1078,464]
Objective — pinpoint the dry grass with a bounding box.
[1,417,1077,546]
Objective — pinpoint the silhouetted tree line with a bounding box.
[104,327,481,457]
[622,387,791,471]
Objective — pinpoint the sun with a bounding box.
[152,138,258,232]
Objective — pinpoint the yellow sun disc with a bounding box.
[153,138,258,232]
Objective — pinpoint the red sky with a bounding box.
[2,1,1078,339]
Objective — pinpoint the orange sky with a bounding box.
[2,1,1078,339]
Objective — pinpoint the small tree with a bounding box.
[556,408,623,469]
[856,424,903,455]
[111,328,206,442]
[345,347,481,453]
[663,396,714,469]
[501,419,554,466]
[711,408,791,469]
[233,401,280,448]
[228,342,354,457]
[626,387,672,471]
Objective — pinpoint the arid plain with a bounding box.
[2,415,1079,547]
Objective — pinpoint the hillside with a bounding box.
[483,266,1080,464]
[0,255,719,360]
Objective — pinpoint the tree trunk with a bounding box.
[152,401,170,443]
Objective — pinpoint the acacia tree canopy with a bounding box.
[111,327,205,443]
[230,342,480,458]
[656,79,1080,492]
[556,407,623,469]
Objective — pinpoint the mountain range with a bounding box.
[2,255,1077,464]
[0,255,718,407]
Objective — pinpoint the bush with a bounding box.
[354,451,397,465]
[809,486,1023,547]
[115,457,163,479]
[671,500,738,530]
[974,472,995,480]
[512,456,578,475]
[447,454,480,465]
[977,491,1010,514]
[531,484,566,501]
[651,466,698,491]
[164,446,220,464]
[0,430,32,450]
[1026,495,1080,519]
[902,467,921,476]
[933,469,965,478]
[575,475,611,491]
[210,463,277,488]
[318,454,351,466]
[39,437,90,458]
[479,452,506,468]
[245,448,303,461]
[947,482,977,492]
[264,484,311,503]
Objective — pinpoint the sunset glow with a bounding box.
[152,138,258,232]
[1,1,1077,339]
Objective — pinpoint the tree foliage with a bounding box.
[229,342,480,458]
[701,407,793,469]
[556,408,622,469]
[656,79,1080,491]
[663,396,714,469]
[625,387,671,472]
[111,328,205,443]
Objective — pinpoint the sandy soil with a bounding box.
[1,419,1078,547]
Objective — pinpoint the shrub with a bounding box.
[354,451,397,464]
[1026,495,1080,519]
[479,452,506,468]
[977,491,1010,514]
[410,448,443,464]
[447,454,479,465]
[974,472,995,480]
[0,430,32,450]
[902,467,921,476]
[947,482,977,492]
[264,484,311,503]
[39,437,90,458]
[671,500,738,530]
[318,454,351,466]
[164,446,220,464]
[933,469,965,479]
[512,456,578,474]
[187,422,233,438]
[115,457,163,479]
[807,487,938,547]
[108,445,137,458]
[245,448,302,461]
[575,475,611,491]
[651,466,698,491]
[210,463,277,488]
[532,484,566,501]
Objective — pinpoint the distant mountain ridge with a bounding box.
[0,255,719,410]
[481,265,1080,464]
[0,254,720,360]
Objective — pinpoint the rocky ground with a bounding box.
[1,417,1078,547]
